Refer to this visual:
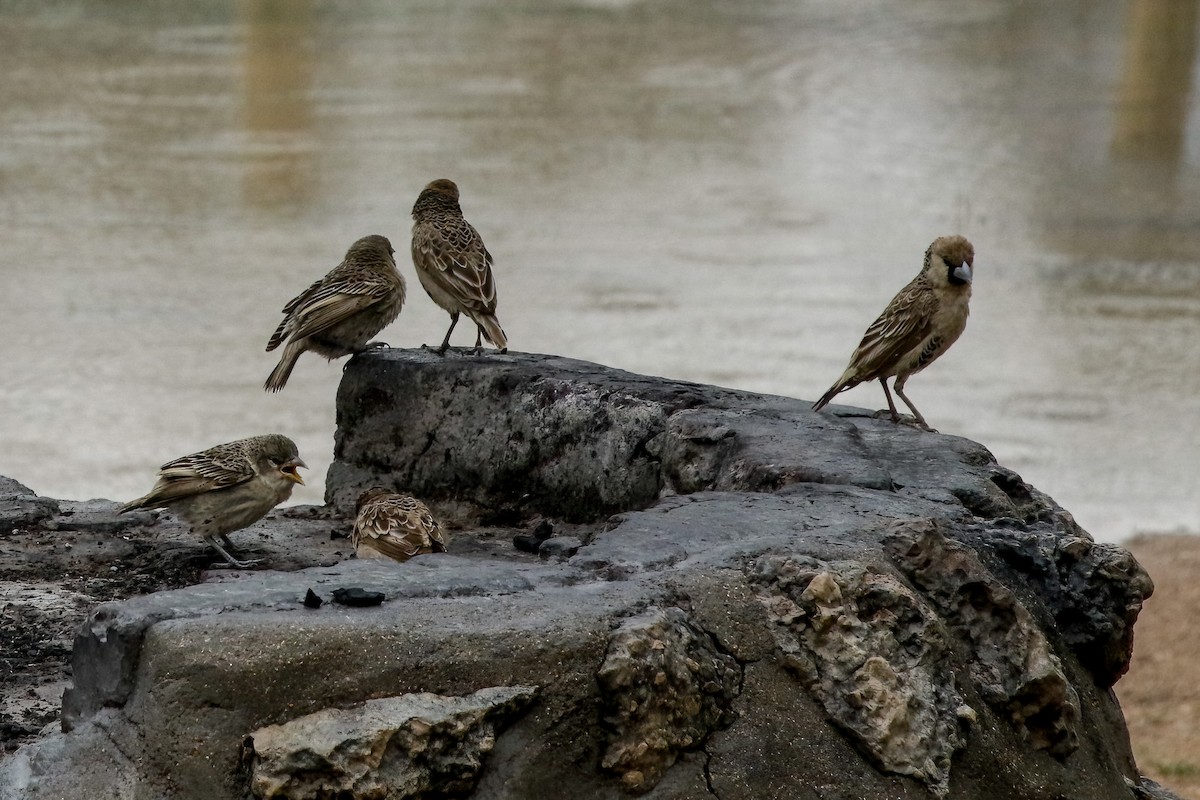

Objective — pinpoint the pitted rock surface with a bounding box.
[0,350,1168,800]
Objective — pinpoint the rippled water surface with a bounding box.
[1,0,1198,543]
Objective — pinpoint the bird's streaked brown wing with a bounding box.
[129,442,256,509]
[354,495,445,561]
[413,219,498,314]
[846,278,939,381]
[281,288,388,344]
[266,276,325,352]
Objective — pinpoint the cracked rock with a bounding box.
[597,607,740,794]
[885,519,1081,756]
[751,555,969,797]
[242,686,538,799]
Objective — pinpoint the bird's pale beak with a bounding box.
[953,263,973,284]
[282,459,307,485]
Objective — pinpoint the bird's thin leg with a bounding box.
[472,325,484,356]
[878,378,901,422]
[205,536,262,569]
[893,377,931,430]
[219,533,237,551]
[431,312,459,356]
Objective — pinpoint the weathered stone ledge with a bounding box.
[0,349,1168,800]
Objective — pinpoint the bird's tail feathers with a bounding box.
[118,496,148,514]
[812,374,857,413]
[264,341,303,392]
[473,313,507,351]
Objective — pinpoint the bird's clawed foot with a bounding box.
[896,415,934,432]
[208,557,264,570]
[872,409,935,432]
[206,537,264,569]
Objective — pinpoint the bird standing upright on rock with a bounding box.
[353,488,447,563]
[410,179,508,355]
[264,234,406,392]
[812,235,975,430]
[119,434,307,568]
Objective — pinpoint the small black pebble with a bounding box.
[329,529,348,541]
[303,589,323,609]
[512,533,542,554]
[332,587,385,607]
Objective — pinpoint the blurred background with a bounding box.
[0,0,1197,544]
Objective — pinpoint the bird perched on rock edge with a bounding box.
[812,235,975,430]
[119,434,306,568]
[410,178,508,355]
[264,234,406,392]
[353,487,447,562]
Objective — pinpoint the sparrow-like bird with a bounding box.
[264,234,406,392]
[812,235,975,429]
[120,434,307,568]
[410,179,507,355]
[353,487,447,563]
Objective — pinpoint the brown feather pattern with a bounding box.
[118,434,306,568]
[411,179,507,351]
[264,234,406,391]
[812,235,974,427]
[353,488,447,563]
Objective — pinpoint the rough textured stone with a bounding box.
[885,519,1081,756]
[597,607,740,793]
[751,555,968,796]
[243,686,537,799]
[959,525,1155,687]
[538,535,583,560]
[0,476,59,531]
[326,351,916,519]
[0,350,1170,800]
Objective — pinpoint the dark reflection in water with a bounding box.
[1112,0,1199,161]
[237,0,315,211]
[0,0,1196,543]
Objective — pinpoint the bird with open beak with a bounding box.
[120,434,307,568]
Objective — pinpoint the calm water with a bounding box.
[0,0,1197,543]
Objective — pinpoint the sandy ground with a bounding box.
[1119,534,1200,800]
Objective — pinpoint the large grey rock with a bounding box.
[0,350,1169,800]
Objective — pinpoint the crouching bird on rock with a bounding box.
[353,488,447,563]
[119,434,306,568]
[812,235,974,430]
[410,178,508,355]
[264,234,406,392]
